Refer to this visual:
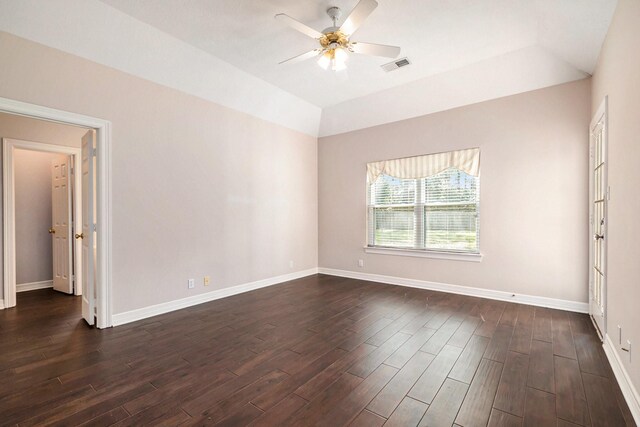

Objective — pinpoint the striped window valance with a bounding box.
[366,148,480,183]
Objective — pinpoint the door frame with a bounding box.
[0,97,113,328]
[589,96,608,339]
[3,138,82,298]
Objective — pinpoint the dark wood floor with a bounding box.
[0,275,635,426]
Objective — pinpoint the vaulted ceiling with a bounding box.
[100,0,614,105]
[0,0,617,136]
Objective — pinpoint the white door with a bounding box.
[79,130,96,326]
[589,99,607,339]
[51,156,74,294]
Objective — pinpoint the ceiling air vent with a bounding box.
[381,57,411,72]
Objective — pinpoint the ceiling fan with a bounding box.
[275,0,401,71]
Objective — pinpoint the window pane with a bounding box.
[367,165,480,253]
[371,175,416,205]
[424,168,479,252]
[425,168,478,204]
[425,205,478,251]
[373,206,415,247]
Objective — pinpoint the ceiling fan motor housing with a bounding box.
[321,7,350,51]
[320,31,349,50]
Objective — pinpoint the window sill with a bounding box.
[363,246,483,262]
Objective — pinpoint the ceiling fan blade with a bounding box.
[351,42,400,58]
[339,0,378,36]
[279,49,321,65]
[275,14,323,39]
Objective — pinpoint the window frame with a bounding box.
[365,168,482,261]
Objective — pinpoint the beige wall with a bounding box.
[591,0,640,396]
[0,32,318,313]
[319,79,591,304]
[0,113,86,292]
[14,149,68,284]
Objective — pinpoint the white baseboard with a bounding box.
[603,333,640,424]
[0,299,4,309]
[318,268,589,313]
[112,265,589,327]
[112,268,319,326]
[16,280,53,293]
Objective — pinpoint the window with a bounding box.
[366,150,480,254]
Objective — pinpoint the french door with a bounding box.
[80,130,96,326]
[589,98,607,339]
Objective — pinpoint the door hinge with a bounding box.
[93,223,97,232]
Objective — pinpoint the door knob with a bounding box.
[75,233,84,239]
[48,227,55,234]
[594,233,605,241]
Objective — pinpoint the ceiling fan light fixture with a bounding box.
[334,47,348,63]
[318,47,348,71]
[317,52,332,69]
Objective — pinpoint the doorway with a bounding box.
[12,147,81,296]
[4,137,90,321]
[0,97,112,328]
[589,96,608,339]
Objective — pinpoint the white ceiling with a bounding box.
[0,0,322,136]
[99,0,615,109]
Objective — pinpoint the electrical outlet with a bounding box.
[188,279,195,289]
[358,259,364,268]
[289,260,294,269]
[204,276,210,286]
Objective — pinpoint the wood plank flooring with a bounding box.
[0,274,635,426]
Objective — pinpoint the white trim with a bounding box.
[0,299,4,309]
[17,280,54,293]
[603,333,640,424]
[3,138,82,307]
[112,268,320,326]
[0,97,113,329]
[318,268,589,313]
[364,246,482,262]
